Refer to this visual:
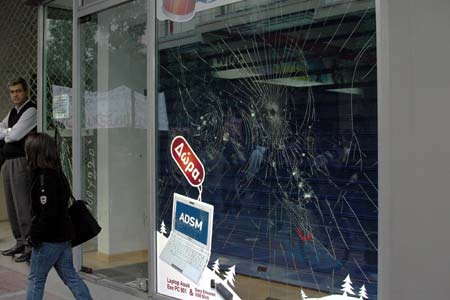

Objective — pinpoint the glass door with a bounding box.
[78,0,149,290]
[43,0,73,178]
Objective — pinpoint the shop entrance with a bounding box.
[78,0,149,290]
[43,0,149,292]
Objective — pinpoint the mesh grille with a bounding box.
[0,0,38,117]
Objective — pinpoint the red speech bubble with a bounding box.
[170,136,205,187]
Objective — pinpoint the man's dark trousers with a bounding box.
[2,157,31,248]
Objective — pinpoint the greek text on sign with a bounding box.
[171,136,205,187]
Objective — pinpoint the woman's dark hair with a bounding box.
[25,132,61,171]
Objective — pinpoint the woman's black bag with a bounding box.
[53,129,101,247]
[61,174,101,247]
[69,198,102,247]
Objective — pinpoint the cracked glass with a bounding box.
[156,0,377,299]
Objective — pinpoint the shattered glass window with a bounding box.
[157,0,377,299]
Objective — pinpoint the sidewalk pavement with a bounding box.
[0,265,64,300]
[0,222,144,300]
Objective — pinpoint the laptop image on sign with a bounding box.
[160,193,214,283]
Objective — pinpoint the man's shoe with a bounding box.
[14,251,31,263]
[1,245,25,256]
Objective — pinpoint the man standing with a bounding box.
[0,77,37,262]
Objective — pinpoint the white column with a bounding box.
[96,9,112,254]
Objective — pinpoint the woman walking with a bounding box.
[25,132,92,300]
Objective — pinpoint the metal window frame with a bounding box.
[147,2,183,299]
[78,0,131,17]
[38,0,189,297]
[147,0,158,298]
[37,0,382,300]
[40,0,384,299]
[72,0,83,271]
[73,0,157,297]
[37,5,44,133]
[147,1,180,299]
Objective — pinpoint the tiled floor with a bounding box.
[83,250,148,271]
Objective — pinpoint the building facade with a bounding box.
[0,0,449,299]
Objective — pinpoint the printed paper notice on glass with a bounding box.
[52,94,70,120]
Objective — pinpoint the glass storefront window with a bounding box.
[79,0,149,288]
[156,0,377,299]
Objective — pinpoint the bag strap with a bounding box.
[51,124,74,204]
[39,174,45,190]
[59,171,76,206]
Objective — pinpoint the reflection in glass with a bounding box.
[157,0,377,299]
[43,1,73,179]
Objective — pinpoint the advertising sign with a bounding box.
[157,0,243,22]
[170,136,205,187]
[158,138,242,299]
[301,274,370,299]
[157,194,242,300]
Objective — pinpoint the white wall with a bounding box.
[377,0,450,298]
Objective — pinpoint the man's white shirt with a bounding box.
[0,99,37,143]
